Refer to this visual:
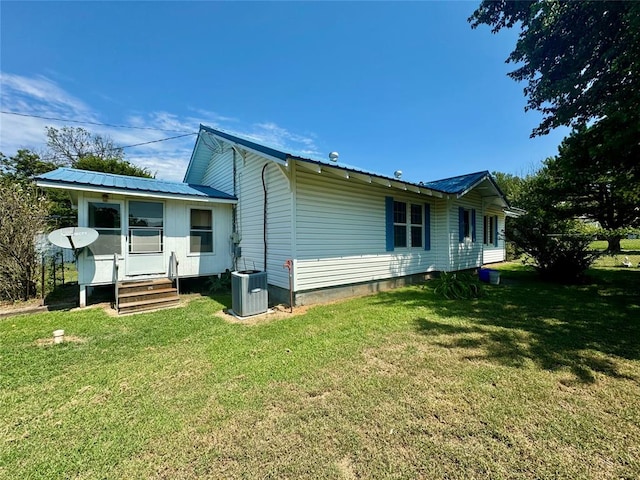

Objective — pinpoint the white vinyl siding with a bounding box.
[234,153,292,289]
[433,200,451,272]
[482,208,506,264]
[449,192,483,271]
[77,193,233,286]
[202,147,234,195]
[183,135,212,184]
[294,167,439,291]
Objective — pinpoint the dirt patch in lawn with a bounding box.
[216,303,313,325]
[35,335,88,347]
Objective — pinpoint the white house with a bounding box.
[36,124,511,309]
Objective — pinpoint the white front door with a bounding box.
[125,200,166,276]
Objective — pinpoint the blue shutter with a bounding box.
[494,215,499,247]
[471,209,477,242]
[458,207,465,243]
[424,203,431,250]
[385,197,394,252]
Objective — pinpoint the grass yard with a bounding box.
[1,265,639,479]
[590,238,640,269]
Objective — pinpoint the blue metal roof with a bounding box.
[36,168,236,202]
[196,125,507,203]
[422,171,490,195]
[198,125,447,191]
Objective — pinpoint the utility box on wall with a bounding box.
[231,270,268,317]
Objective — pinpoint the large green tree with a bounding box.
[469,1,640,137]
[544,120,640,251]
[472,1,640,251]
[0,149,74,227]
[0,149,59,181]
[491,171,528,208]
[498,168,601,283]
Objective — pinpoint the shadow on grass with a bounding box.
[374,268,640,384]
[178,277,232,309]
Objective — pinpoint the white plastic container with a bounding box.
[53,329,65,344]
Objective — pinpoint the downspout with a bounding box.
[232,148,238,271]
[261,163,268,271]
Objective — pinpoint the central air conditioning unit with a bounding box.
[231,270,268,317]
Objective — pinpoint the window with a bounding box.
[463,210,471,238]
[483,215,494,245]
[393,201,407,248]
[393,201,423,248]
[128,201,163,253]
[410,204,423,248]
[386,197,430,252]
[484,215,498,246]
[458,207,476,243]
[88,202,121,256]
[190,209,213,253]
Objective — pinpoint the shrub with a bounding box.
[0,181,50,301]
[508,215,601,283]
[430,272,485,300]
[207,269,232,293]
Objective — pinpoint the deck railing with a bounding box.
[170,251,180,295]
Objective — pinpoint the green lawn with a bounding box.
[590,238,640,252]
[590,238,640,269]
[1,265,639,479]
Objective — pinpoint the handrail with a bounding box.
[113,253,119,311]
[171,251,180,295]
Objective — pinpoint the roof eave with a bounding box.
[183,131,204,183]
[36,179,237,204]
[292,158,445,198]
[200,125,288,166]
[456,173,511,208]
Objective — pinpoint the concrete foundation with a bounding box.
[268,272,437,308]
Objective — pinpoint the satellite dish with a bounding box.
[48,227,99,249]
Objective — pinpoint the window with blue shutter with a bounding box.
[386,198,427,250]
[494,214,499,247]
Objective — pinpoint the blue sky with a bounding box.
[1,1,568,182]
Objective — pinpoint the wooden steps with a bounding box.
[116,278,179,314]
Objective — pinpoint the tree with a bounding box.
[502,169,601,283]
[45,126,153,178]
[545,120,640,252]
[0,149,76,228]
[472,1,640,252]
[46,126,125,164]
[469,1,640,137]
[491,171,527,207]
[0,180,50,301]
[0,149,59,182]
[73,154,153,178]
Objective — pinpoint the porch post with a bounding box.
[79,284,87,308]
